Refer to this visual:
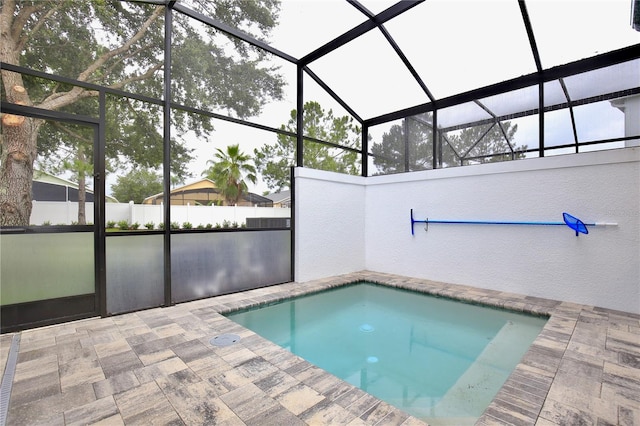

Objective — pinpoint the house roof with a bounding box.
[34,170,119,203]
[143,178,273,205]
[265,190,291,204]
[143,178,217,203]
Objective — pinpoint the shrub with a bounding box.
[130,222,140,230]
[182,222,193,229]
[42,220,52,226]
[196,224,205,229]
[170,221,180,230]
[205,223,213,229]
[214,223,221,229]
[117,220,129,230]
[222,220,231,228]
[106,220,116,229]
[231,221,239,228]
[158,223,165,230]
[144,222,155,230]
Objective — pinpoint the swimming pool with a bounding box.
[225,282,547,425]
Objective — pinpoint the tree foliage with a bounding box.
[254,101,361,192]
[110,169,163,204]
[444,122,521,165]
[202,144,257,206]
[370,115,433,174]
[371,113,523,174]
[0,0,284,225]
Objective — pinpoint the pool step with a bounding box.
[430,320,531,419]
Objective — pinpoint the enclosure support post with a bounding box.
[403,118,410,172]
[362,124,369,177]
[296,65,304,167]
[290,166,296,283]
[96,91,107,318]
[538,81,545,157]
[432,108,439,169]
[163,5,173,307]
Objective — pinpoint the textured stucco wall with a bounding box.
[294,168,366,282]
[365,148,640,313]
[295,148,640,314]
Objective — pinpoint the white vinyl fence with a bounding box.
[30,201,290,229]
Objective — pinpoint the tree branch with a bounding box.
[12,3,42,40]
[36,4,161,112]
[1,0,16,38]
[90,42,157,83]
[77,5,163,82]
[15,5,58,53]
[51,122,93,145]
[38,85,97,111]
[108,62,163,90]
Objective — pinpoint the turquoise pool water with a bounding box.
[225,283,547,425]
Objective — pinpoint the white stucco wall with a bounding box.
[295,148,640,314]
[294,168,366,282]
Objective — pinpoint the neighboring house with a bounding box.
[142,178,273,207]
[33,171,118,203]
[610,94,640,147]
[265,190,291,208]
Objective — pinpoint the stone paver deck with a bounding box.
[1,271,638,425]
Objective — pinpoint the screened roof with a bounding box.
[2,0,638,191]
[173,0,640,128]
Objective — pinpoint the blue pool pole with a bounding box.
[410,209,617,236]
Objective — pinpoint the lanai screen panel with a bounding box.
[438,102,492,131]
[563,60,640,101]
[309,29,428,119]
[269,1,365,58]
[528,1,640,68]
[384,1,537,100]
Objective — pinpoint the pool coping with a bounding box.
[206,271,639,425]
[220,276,552,424]
[2,271,638,425]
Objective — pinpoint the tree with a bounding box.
[202,144,257,206]
[254,101,361,192]
[370,114,433,174]
[0,0,284,226]
[444,122,521,166]
[36,121,95,224]
[371,113,523,174]
[111,169,163,204]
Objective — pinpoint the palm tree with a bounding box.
[203,144,257,205]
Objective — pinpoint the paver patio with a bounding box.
[1,271,638,425]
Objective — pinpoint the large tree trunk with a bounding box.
[0,77,39,226]
[1,1,38,227]
[0,117,39,226]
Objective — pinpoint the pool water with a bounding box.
[225,283,547,425]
